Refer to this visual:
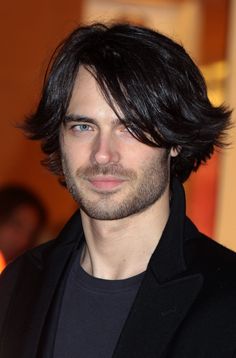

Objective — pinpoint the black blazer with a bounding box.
[1,180,236,358]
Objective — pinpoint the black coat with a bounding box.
[1,180,236,358]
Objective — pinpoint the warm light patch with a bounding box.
[0,251,6,273]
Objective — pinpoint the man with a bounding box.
[0,23,235,358]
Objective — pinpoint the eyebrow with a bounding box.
[64,114,96,124]
[64,113,123,126]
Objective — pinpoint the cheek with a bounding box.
[124,147,159,165]
[127,148,169,173]
[62,142,91,173]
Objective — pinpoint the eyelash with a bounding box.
[71,124,93,132]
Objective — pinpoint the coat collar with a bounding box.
[149,178,187,283]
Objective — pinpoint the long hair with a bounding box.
[23,23,231,182]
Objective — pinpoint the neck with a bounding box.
[80,186,171,280]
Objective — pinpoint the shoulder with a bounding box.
[0,238,60,305]
[182,221,236,336]
[186,229,236,265]
[1,238,56,279]
[0,239,56,291]
[0,209,82,290]
[184,221,236,288]
[0,238,58,332]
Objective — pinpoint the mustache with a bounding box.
[76,164,137,179]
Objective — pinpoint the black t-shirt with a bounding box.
[53,248,144,358]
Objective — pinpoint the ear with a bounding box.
[170,146,181,158]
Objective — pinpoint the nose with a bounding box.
[91,133,120,165]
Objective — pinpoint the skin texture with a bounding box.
[60,66,178,279]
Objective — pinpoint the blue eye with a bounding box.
[74,124,92,132]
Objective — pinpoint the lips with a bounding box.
[88,176,126,190]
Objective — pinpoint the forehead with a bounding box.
[67,66,125,126]
[71,66,98,97]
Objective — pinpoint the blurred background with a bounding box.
[0,0,236,270]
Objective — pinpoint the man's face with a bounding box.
[60,66,172,221]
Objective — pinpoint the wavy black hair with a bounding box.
[23,23,231,182]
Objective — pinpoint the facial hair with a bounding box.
[62,151,170,220]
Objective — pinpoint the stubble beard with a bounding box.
[62,152,170,221]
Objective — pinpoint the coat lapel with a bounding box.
[113,270,203,358]
[113,179,204,357]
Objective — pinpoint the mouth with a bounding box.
[87,176,127,190]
